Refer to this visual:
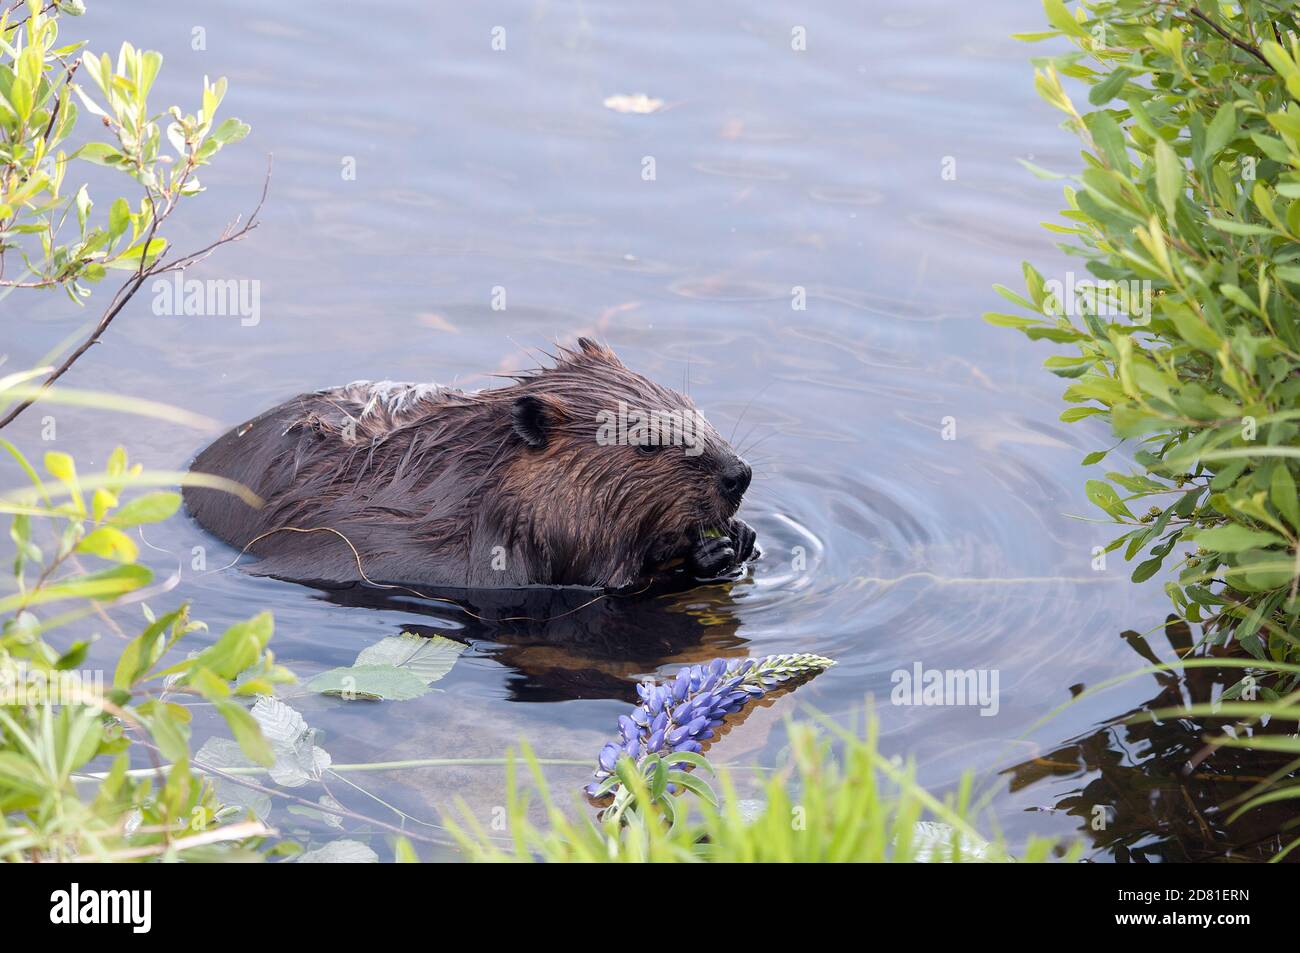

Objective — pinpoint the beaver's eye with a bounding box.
[636,441,662,456]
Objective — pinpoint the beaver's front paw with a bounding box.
[728,518,760,564]
[688,520,760,579]
[688,534,736,578]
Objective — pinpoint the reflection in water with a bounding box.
[317,577,752,703]
[1005,617,1299,863]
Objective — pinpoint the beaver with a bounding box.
[183,339,758,590]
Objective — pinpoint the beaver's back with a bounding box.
[184,394,320,550]
[183,383,472,585]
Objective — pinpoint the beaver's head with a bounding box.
[497,338,752,582]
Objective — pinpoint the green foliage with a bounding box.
[586,748,720,832]
[0,0,248,301]
[0,1,274,860]
[446,717,1076,863]
[0,439,293,861]
[991,1,1300,662]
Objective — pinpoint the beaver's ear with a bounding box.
[511,395,552,449]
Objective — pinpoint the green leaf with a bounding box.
[76,142,124,166]
[307,665,431,701]
[1194,524,1287,553]
[110,491,181,526]
[210,117,250,145]
[1042,0,1088,38]
[1084,111,1128,169]
[215,700,275,767]
[0,564,151,613]
[660,750,715,772]
[669,770,718,805]
[1270,466,1300,530]
[649,758,668,801]
[1203,101,1237,160]
[107,197,130,242]
[148,705,191,762]
[1061,407,1105,422]
[189,611,274,680]
[44,450,76,483]
[982,311,1043,329]
[75,525,138,562]
[1086,479,1135,519]
[1154,139,1183,221]
[113,608,184,690]
[1088,68,1131,106]
[1206,217,1276,237]
[1131,555,1165,583]
[1234,549,1296,591]
[307,634,465,701]
[107,237,168,271]
[993,284,1037,310]
[56,641,90,670]
[1162,301,1221,353]
[74,185,92,231]
[1016,158,1065,179]
[0,752,47,797]
[353,633,465,686]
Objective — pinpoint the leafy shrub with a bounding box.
[990,1,1300,666]
[0,437,295,860]
[0,0,284,861]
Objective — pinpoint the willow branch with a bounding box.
[1186,4,1271,67]
[0,155,272,430]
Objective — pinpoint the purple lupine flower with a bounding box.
[585,653,835,798]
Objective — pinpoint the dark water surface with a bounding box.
[3,1,1277,860]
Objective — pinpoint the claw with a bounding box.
[688,535,735,577]
[727,518,759,564]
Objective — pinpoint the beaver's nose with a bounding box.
[719,459,752,504]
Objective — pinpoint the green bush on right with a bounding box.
[990,1,1300,673]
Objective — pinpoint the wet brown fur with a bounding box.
[183,339,751,589]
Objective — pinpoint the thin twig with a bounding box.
[1,0,56,30]
[1186,4,1271,67]
[188,756,445,846]
[37,59,78,145]
[0,156,273,430]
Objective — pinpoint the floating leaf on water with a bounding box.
[251,695,309,746]
[354,632,465,686]
[307,664,431,701]
[194,736,273,820]
[603,93,664,114]
[286,795,345,830]
[250,696,331,786]
[308,632,465,701]
[293,839,378,863]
